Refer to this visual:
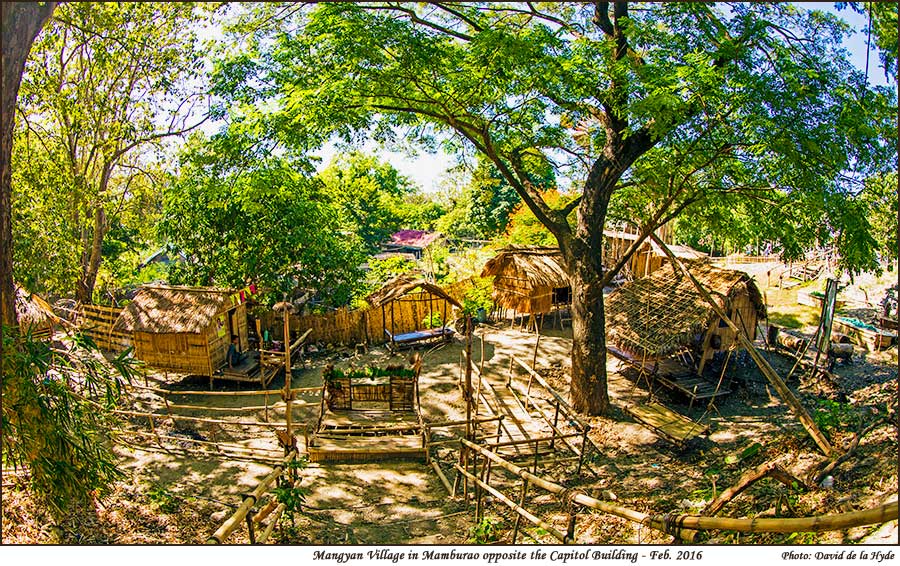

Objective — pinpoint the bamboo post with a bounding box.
[246,513,256,544]
[465,315,473,443]
[649,234,834,457]
[511,477,529,543]
[207,455,293,543]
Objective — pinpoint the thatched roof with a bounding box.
[116,285,236,334]
[481,246,569,288]
[605,261,766,357]
[15,284,58,330]
[366,274,462,308]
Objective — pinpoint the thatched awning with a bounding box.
[480,246,569,288]
[366,274,462,308]
[115,285,236,334]
[605,261,766,358]
[15,284,58,330]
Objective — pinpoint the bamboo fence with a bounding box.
[257,279,473,346]
[79,304,131,352]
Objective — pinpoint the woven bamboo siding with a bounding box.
[80,304,132,352]
[134,331,209,374]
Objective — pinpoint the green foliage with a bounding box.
[13,2,209,300]
[323,365,416,382]
[1,330,138,517]
[421,312,443,329]
[813,399,860,434]
[462,277,494,317]
[146,485,180,514]
[500,190,574,247]
[159,136,366,307]
[469,516,501,544]
[319,152,418,252]
[367,256,417,288]
[435,159,526,240]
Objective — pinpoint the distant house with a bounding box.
[381,230,444,259]
[603,225,706,280]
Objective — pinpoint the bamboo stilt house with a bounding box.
[15,284,59,340]
[480,246,569,315]
[115,285,250,376]
[366,274,462,351]
[605,261,766,374]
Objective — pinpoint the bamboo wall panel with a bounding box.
[80,304,132,352]
[134,331,209,374]
[257,279,474,346]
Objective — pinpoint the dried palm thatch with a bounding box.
[366,274,462,308]
[115,285,235,334]
[605,261,766,358]
[15,284,58,333]
[481,246,569,313]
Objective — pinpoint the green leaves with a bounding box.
[160,136,366,306]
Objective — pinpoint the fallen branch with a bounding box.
[811,416,891,486]
[704,461,806,517]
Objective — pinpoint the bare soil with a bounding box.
[3,269,897,545]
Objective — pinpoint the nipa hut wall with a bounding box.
[80,304,132,352]
[133,331,210,374]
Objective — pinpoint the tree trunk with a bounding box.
[568,259,610,415]
[75,204,106,304]
[0,2,56,327]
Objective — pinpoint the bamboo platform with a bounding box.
[309,408,426,463]
[626,402,708,446]
[609,346,730,407]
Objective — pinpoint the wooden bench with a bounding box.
[385,326,454,351]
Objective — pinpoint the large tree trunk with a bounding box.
[1,2,56,327]
[568,256,610,415]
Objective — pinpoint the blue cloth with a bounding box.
[227,343,244,366]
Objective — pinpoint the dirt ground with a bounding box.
[2,267,898,545]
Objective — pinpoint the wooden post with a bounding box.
[649,234,834,457]
[576,427,590,476]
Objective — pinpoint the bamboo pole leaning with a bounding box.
[649,234,834,457]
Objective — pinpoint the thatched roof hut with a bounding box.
[116,285,250,377]
[15,284,58,339]
[366,274,461,351]
[481,246,569,315]
[366,274,461,309]
[605,261,766,372]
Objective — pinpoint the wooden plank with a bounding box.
[626,402,708,444]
